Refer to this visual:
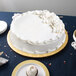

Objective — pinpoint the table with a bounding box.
[0,12,76,76]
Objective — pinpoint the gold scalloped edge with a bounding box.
[12,60,50,76]
[7,30,68,58]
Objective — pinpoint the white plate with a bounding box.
[0,21,7,34]
[12,60,50,76]
[17,63,45,76]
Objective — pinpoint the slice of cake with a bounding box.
[26,65,38,76]
[9,10,66,54]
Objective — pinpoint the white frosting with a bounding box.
[9,10,66,54]
[26,65,38,76]
[10,30,66,54]
[11,10,65,44]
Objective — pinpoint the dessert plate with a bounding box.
[7,30,68,58]
[0,21,7,34]
[12,60,50,76]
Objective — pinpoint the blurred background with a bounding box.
[0,0,76,16]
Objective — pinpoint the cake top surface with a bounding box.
[10,10,65,44]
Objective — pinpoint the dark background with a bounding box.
[0,12,76,76]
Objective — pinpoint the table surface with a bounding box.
[0,12,76,76]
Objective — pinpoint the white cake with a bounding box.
[9,10,66,54]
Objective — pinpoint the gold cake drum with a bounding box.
[7,30,68,58]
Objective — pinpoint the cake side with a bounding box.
[9,30,66,54]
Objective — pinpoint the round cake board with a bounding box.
[7,30,68,58]
[11,60,50,76]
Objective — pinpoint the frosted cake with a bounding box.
[9,10,66,54]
